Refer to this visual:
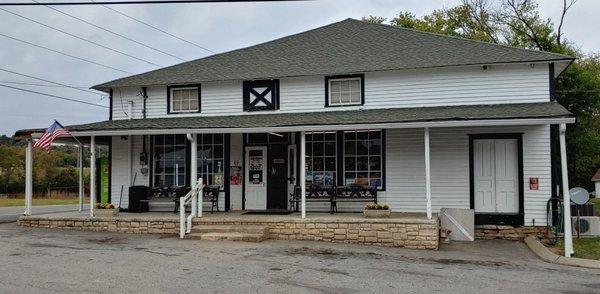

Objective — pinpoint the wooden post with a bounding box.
[559,123,573,257]
[24,139,33,216]
[78,143,84,212]
[300,131,306,219]
[424,127,432,219]
[90,136,96,217]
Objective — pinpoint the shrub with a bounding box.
[364,203,389,210]
[95,203,115,209]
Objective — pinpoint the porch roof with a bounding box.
[15,102,573,137]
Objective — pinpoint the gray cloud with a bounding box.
[1,0,597,136]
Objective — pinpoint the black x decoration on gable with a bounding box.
[243,79,280,111]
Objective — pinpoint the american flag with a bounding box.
[33,121,71,151]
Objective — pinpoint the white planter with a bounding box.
[363,209,391,218]
[94,209,118,217]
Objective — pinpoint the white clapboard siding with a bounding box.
[112,63,549,120]
[110,136,150,209]
[384,125,551,226]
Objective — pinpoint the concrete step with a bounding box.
[186,232,267,242]
[190,224,268,235]
[186,224,269,242]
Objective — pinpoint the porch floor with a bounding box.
[19,210,435,224]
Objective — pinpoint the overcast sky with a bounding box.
[1,0,598,136]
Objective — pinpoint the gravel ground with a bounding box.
[0,223,598,293]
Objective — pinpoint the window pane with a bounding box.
[189,98,199,111]
[324,142,336,156]
[325,157,336,171]
[344,131,355,140]
[344,141,355,155]
[313,141,324,156]
[202,134,212,144]
[172,100,182,111]
[313,157,324,171]
[357,140,369,155]
[344,172,356,185]
[369,139,381,155]
[369,156,381,171]
[213,145,224,158]
[350,79,360,92]
[356,156,369,171]
[344,157,355,171]
[356,131,368,140]
[213,134,224,144]
[356,172,369,185]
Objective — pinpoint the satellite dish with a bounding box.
[569,187,590,205]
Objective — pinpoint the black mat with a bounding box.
[242,211,294,215]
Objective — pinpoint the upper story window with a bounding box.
[325,74,364,107]
[168,85,200,114]
[243,79,279,112]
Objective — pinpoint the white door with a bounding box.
[473,139,519,213]
[245,146,267,210]
[287,145,297,208]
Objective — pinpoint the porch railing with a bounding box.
[179,179,204,238]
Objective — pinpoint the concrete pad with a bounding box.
[440,208,474,241]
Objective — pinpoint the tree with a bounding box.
[366,0,600,189]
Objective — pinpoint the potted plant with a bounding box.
[94,203,118,217]
[363,203,391,218]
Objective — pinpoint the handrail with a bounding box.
[179,179,203,238]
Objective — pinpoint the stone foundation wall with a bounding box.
[18,218,179,235]
[195,219,439,250]
[475,225,552,241]
[18,216,439,250]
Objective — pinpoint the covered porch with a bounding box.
[15,102,575,249]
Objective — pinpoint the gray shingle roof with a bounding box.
[15,102,571,137]
[92,19,572,91]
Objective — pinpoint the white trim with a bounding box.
[328,77,362,106]
[63,117,575,137]
[169,86,199,113]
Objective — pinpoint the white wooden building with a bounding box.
[16,19,576,232]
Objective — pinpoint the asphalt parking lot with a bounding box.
[0,223,598,293]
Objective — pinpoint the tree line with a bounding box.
[364,0,600,191]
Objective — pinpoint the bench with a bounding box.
[332,185,377,213]
[289,185,336,214]
[172,185,220,213]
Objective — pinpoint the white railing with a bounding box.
[179,179,204,238]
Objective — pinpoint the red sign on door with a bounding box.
[529,177,539,190]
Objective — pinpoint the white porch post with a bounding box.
[559,123,573,257]
[90,136,96,217]
[187,133,199,217]
[424,127,432,219]
[300,131,306,219]
[78,143,84,212]
[24,139,33,216]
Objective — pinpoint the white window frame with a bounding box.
[328,77,363,107]
[169,86,199,113]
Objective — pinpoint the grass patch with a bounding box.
[554,237,600,260]
[0,198,81,207]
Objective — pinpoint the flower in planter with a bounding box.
[364,203,390,210]
[95,203,115,209]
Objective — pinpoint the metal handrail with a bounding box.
[179,179,203,238]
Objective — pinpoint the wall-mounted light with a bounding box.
[482,65,490,71]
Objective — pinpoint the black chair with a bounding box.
[128,186,150,213]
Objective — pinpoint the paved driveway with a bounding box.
[0,223,598,293]
[0,204,89,223]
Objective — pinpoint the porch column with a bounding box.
[424,127,432,219]
[559,124,573,257]
[90,136,96,217]
[24,139,33,216]
[187,133,199,217]
[78,143,84,212]
[300,131,306,219]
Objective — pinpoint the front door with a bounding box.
[245,146,267,210]
[267,145,288,210]
[473,139,519,213]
